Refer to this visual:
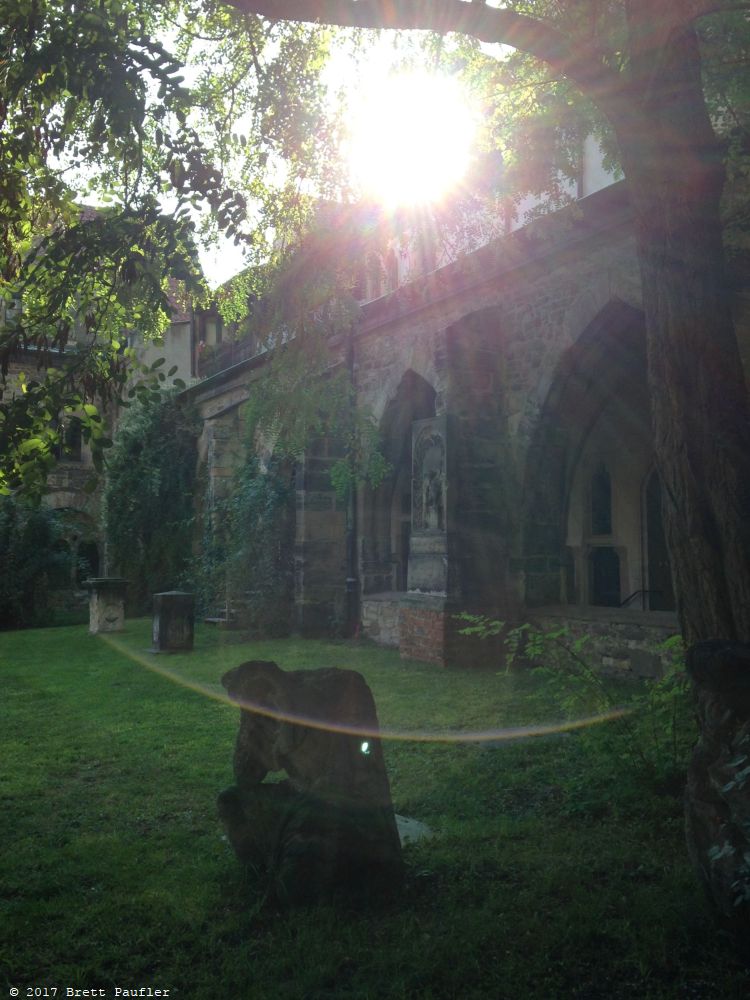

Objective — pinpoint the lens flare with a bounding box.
[98,634,631,745]
[346,70,476,207]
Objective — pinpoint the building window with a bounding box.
[52,416,82,462]
[590,463,612,535]
[366,252,382,299]
[203,316,222,347]
[385,248,399,292]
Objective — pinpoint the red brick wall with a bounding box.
[399,606,446,665]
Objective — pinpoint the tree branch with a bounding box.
[221,0,630,124]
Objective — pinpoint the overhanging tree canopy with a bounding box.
[0,0,340,495]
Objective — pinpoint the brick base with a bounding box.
[399,604,447,664]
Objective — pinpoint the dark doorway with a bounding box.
[590,547,621,607]
[76,540,100,587]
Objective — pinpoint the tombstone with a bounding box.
[152,590,195,652]
[218,660,404,905]
[85,577,128,634]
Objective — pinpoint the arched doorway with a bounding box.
[523,299,673,612]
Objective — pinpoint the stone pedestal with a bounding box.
[407,531,450,594]
[152,591,195,652]
[85,578,128,635]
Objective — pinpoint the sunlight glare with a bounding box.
[346,71,476,207]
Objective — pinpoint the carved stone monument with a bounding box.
[685,640,750,951]
[218,660,403,905]
[85,577,128,635]
[152,591,195,652]
[408,416,453,594]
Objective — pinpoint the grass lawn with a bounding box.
[1,621,748,999]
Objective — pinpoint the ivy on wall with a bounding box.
[195,451,294,636]
[0,497,73,629]
[103,390,200,613]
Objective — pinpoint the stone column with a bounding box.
[85,578,128,635]
[152,591,195,652]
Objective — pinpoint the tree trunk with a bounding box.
[619,6,750,943]
[618,12,750,644]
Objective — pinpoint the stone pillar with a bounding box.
[152,591,195,652]
[85,578,128,635]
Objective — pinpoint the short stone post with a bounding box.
[85,577,128,635]
[152,591,195,652]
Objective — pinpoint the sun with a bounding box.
[346,70,477,207]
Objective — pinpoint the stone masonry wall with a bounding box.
[531,607,680,679]
[294,438,348,635]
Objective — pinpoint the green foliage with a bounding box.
[195,450,294,635]
[0,495,73,628]
[3,624,749,998]
[457,614,695,791]
[103,389,199,612]
[0,0,344,496]
[239,281,389,499]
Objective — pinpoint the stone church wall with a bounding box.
[185,180,749,669]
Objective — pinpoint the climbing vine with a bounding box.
[195,450,294,636]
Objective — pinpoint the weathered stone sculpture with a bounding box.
[685,640,750,950]
[218,660,403,905]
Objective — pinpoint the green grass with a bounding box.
[1,621,748,999]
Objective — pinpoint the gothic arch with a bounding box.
[521,299,657,608]
[530,270,643,421]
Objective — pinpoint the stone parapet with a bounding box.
[361,593,401,648]
[530,606,680,678]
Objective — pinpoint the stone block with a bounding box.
[629,648,662,679]
[152,591,195,652]
[85,578,128,634]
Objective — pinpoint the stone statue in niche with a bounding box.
[413,430,446,532]
[217,660,403,906]
[424,469,444,530]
